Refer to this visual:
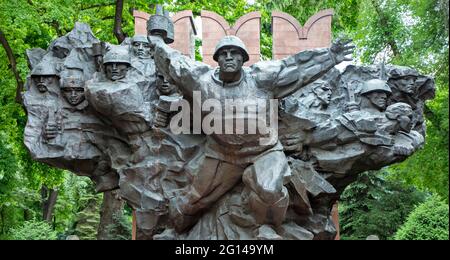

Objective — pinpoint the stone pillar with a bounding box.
[201,11,261,66]
[133,10,197,59]
[272,9,334,60]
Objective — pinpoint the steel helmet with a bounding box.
[60,69,84,89]
[387,66,419,79]
[361,79,392,95]
[31,62,59,77]
[213,36,249,62]
[131,35,150,44]
[103,46,131,65]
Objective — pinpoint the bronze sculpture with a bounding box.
[22,7,434,240]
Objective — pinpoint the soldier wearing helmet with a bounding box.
[102,46,131,81]
[151,34,354,234]
[30,62,60,93]
[85,44,158,159]
[360,79,392,114]
[388,66,419,96]
[128,35,155,78]
[131,35,153,59]
[386,66,431,137]
[60,70,87,107]
[213,36,250,83]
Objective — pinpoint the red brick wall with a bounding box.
[331,202,340,240]
[272,9,334,60]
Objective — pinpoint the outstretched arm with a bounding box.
[270,39,354,99]
[150,36,210,97]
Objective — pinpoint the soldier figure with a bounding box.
[24,62,63,155]
[131,35,153,59]
[58,69,119,191]
[387,66,427,135]
[359,79,392,115]
[86,46,153,159]
[151,35,354,233]
[307,80,333,111]
[30,63,60,94]
[129,35,155,78]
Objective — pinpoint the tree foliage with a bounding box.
[339,171,426,240]
[394,195,449,240]
[8,220,57,240]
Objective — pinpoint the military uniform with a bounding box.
[154,36,343,228]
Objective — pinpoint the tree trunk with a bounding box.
[0,29,24,106]
[1,208,4,234]
[97,190,125,240]
[113,0,127,44]
[41,186,58,222]
[370,0,400,58]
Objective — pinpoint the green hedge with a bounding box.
[394,195,449,240]
[8,220,58,240]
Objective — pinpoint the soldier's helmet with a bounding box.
[388,66,419,79]
[131,35,150,44]
[361,79,392,95]
[60,69,85,89]
[213,36,249,62]
[31,63,59,77]
[103,46,131,65]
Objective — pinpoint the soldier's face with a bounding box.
[367,91,388,110]
[314,85,332,105]
[156,73,176,95]
[217,47,243,74]
[33,75,57,93]
[132,41,152,59]
[395,76,416,94]
[105,63,129,81]
[62,87,85,106]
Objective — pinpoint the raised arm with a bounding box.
[266,39,354,99]
[150,36,210,97]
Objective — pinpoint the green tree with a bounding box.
[339,171,426,240]
[8,220,58,240]
[394,195,449,240]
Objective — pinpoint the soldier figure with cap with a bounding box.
[151,34,354,234]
